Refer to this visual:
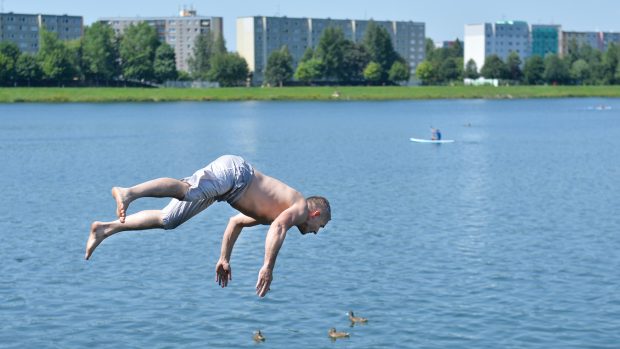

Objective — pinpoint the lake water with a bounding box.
[1,98,619,348]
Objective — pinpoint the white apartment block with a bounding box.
[237,16,425,84]
[0,12,83,53]
[464,21,530,73]
[99,10,223,72]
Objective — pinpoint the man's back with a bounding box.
[232,170,306,224]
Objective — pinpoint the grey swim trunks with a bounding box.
[162,155,254,230]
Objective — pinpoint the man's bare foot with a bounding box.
[85,221,109,260]
[111,187,130,223]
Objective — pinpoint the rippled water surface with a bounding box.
[1,99,619,348]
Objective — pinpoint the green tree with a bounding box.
[480,55,507,79]
[213,32,227,56]
[388,60,410,84]
[38,30,76,84]
[119,22,160,82]
[82,22,118,84]
[153,43,178,82]
[265,45,293,87]
[415,60,436,85]
[300,47,314,63]
[440,58,462,82]
[506,52,523,82]
[362,20,398,83]
[570,59,591,85]
[523,55,545,85]
[0,41,20,84]
[294,58,323,84]
[464,59,479,79]
[543,54,570,84]
[340,40,370,83]
[15,53,42,85]
[207,53,249,87]
[602,43,620,84]
[188,33,215,80]
[363,61,382,84]
[315,27,346,81]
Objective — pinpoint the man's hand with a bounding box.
[255,266,273,297]
[215,259,232,288]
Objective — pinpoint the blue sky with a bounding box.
[4,0,620,51]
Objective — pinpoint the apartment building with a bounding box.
[561,31,620,55]
[99,9,223,72]
[531,24,561,57]
[0,12,83,53]
[464,21,530,72]
[237,16,425,84]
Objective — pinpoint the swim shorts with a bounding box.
[162,155,254,230]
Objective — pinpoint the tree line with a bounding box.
[0,22,249,87]
[417,38,620,85]
[262,21,410,86]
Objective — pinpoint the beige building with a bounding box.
[0,12,83,53]
[237,16,425,84]
[99,9,223,72]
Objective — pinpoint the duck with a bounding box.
[253,330,265,342]
[348,311,368,323]
[328,328,350,339]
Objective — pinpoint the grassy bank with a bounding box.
[1,85,620,103]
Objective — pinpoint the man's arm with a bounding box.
[255,203,307,297]
[215,213,259,287]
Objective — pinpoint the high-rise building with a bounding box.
[99,9,223,72]
[531,24,561,57]
[236,16,425,85]
[464,21,530,72]
[0,12,83,53]
[561,31,620,56]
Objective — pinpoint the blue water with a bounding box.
[1,99,619,348]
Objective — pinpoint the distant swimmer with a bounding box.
[431,127,442,140]
[85,155,331,297]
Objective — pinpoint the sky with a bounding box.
[3,0,620,51]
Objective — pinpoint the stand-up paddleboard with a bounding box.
[410,137,454,144]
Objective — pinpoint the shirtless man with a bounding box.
[85,155,331,297]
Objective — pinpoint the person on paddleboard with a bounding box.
[431,127,442,141]
[85,155,331,297]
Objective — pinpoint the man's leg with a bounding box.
[85,210,164,260]
[112,178,190,223]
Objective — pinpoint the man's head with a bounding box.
[297,196,331,235]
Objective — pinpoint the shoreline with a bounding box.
[1,86,620,103]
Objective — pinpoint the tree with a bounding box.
[602,43,620,84]
[300,47,314,63]
[388,60,410,84]
[415,60,436,85]
[464,59,479,79]
[570,59,591,85]
[543,54,570,84]
[188,33,215,80]
[314,27,346,81]
[207,53,249,87]
[294,58,323,84]
[363,61,382,84]
[480,55,507,79]
[523,55,545,85]
[340,40,370,83]
[362,20,398,83]
[119,22,160,82]
[265,45,293,87]
[15,53,42,85]
[82,22,118,84]
[0,41,20,85]
[506,52,523,82]
[153,43,178,83]
[440,58,461,82]
[38,30,76,84]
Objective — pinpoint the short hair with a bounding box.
[307,196,331,219]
